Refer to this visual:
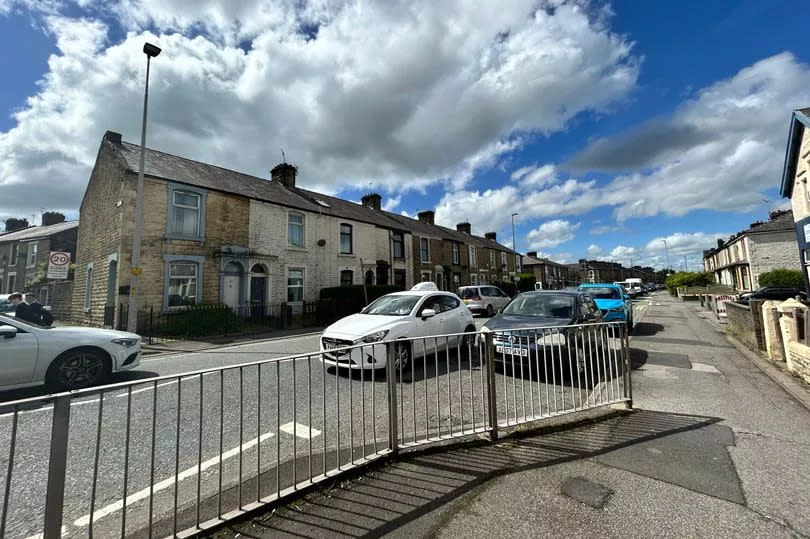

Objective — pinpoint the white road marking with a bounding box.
[279,421,321,439]
[72,430,275,528]
[690,362,722,374]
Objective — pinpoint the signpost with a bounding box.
[714,294,737,319]
[47,251,70,280]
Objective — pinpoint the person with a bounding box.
[8,293,39,324]
[25,293,42,323]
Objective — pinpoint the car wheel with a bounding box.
[393,341,411,372]
[485,304,494,317]
[46,347,110,392]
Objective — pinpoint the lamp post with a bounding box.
[127,42,161,333]
[511,212,518,278]
[662,239,671,275]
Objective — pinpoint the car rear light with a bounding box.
[471,295,481,301]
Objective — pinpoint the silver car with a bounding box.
[457,285,511,317]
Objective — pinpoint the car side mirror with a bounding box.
[0,326,17,339]
[421,309,436,319]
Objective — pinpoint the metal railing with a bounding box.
[0,321,630,538]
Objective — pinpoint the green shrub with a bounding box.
[664,271,714,296]
[517,273,537,293]
[492,280,518,297]
[158,303,244,338]
[758,269,804,288]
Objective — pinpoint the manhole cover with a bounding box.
[646,352,691,369]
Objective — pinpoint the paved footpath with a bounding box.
[212,292,810,538]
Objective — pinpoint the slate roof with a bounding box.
[740,209,794,234]
[522,254,567,267]
[0,221,78,243]
[111,135,517,254]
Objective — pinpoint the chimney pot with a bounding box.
[361,193,382,211]
[456,221,471,234]
[417,211,435,225]
[271,162,297,188]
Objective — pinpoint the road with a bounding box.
[0,300,648,538]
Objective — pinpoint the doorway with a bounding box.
[222,261,243,309]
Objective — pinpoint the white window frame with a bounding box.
[469,245,477,267]
[7,272,16,294]
[489,250,495,268]
[501,252,507,267]
[470,273,478,285]
[452,243,459,265]
[162,255,205,311]
[166,182,207,241]
[84,263,93,311]
[288,212,306,248]
[26,241,38,268]
[287,267,305,303]
[420,238,430,263]
[339,223,353,255]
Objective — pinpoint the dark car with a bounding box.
[480,291,618,379]
[737,286,807,304]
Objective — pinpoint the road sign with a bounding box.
[47,251,71,280]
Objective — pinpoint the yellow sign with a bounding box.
[131,268,143,276]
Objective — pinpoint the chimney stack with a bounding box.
[361,193,382,211]
[527,251,538,258]
[271,162,297,188]
[456,222,471,234]
[104,131,122,144]
[484,232,496,241]
[417,211,435,224]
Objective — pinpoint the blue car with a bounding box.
[577,283,633,329]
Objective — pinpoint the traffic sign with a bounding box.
[47,251,71,280]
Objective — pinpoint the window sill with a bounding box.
[338,253,355,258]
[164,234,205,243]
[286,246,307,252]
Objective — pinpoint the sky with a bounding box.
[1,0,808,271]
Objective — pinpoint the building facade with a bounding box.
[74,131,517,327]
[0,218,78,304]
[779,108,810,294]
[522,252,571,289]
[702,210,799,292]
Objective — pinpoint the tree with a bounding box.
[664,271,714,295]
[3,217,28,232]
[758,269,804,288]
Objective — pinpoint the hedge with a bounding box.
[492,280,518,297]
[759,269,804,288]
[664,271,714,296]
[158,303,244,337]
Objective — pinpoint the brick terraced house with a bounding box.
[73,131,518,327]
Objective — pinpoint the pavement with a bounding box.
[210,292,810,538]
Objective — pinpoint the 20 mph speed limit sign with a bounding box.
[47,251,71,280]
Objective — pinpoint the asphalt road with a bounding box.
[0,301,647,538]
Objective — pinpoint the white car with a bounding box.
[320,289,476,370]
[457,285,511,317]
[0,313,142,392]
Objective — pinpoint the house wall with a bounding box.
[747,231,801,289]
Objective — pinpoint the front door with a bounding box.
[0,320,38,386]
[250,275,267,303]
[222,261,242,309]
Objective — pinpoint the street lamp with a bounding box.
[511,212,518,276]
[127,42,161,333]
[662,239,671,275]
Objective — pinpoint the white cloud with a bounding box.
[527,219,581,249]
[0,0,639,218]
[645,232,729,258]
[586,243,602,256]
[590,224,622,235]
[511,163,557,188]
[382,195,401,212]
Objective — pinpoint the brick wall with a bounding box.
[748,232,801,289]
[725,300,766,351]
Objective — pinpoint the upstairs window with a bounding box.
[469,245,477,267]
[288,213,305,247]
[170,190,202,237]
[452,244,460,264]
[420,238,430,262]
[392,232,405,258]
[340,223,353,254]
[26,242,38,268]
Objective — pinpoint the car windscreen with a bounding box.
[457,288,478,299]
[581,287,621,300]
[501,294,574,319]
[362,295,420,316]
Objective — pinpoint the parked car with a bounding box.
[0,313,142,392]
[577,283,633,329]
[737,286,807,304]
[0,294,11,314]
[480,291,606,377]
[320,288,476,371]
[456,285,511,317]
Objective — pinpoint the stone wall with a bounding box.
[725,300,765,351]
[786,341,810,384]
[748,232,801,289]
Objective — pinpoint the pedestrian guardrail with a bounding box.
[0,321,630,538]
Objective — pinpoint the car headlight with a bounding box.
[112,338,139,347]
[360,330,389,343]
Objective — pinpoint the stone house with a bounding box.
[0,217,78,305]
[702,210,798,292]
[74,131,517,327]
[779,107,810,294]
[522,252,571,289]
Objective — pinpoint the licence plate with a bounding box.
[496,345,528,357]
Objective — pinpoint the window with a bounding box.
[452,244,460,264]
[7,272,16,294]
[421,271,431,282]
[420,238,429,262]
[392,232,405,258]
[288,213,305,247]
[84,265,93,310]
[340,270,353,286]
[377,265,389,285]
[26,242,38,268]
[10,244,18,265]
[167,262,198,306]
[436,295,460,312]
[394,269,406,289]
[489,250,495,268]
[501,252,507,266]
[469,245,477,267]
[39,286,48,306]
[340,223,353,254]
[453,273,460,288]
[288,268,304,302]
[470,273,477,285]
[169,189,202,237]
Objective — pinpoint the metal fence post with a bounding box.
[148,306,154,345]
[623,325,633,408]
[43,395,71,539]
[484,332,498,441]
[386,343,399,455]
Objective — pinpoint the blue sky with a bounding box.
[1,0,808,270]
